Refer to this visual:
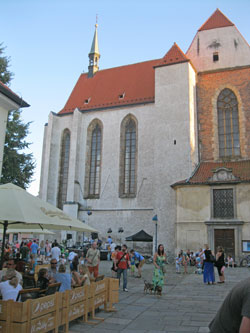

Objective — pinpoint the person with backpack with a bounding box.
[115,244,131,292]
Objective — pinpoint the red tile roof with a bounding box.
[155,43,189,67]
[198,9,234,32]
[59,59,160,115]
[172,160,250,187]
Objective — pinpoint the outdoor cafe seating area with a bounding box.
[0,261,119,333]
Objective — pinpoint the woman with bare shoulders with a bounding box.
[152,244,167,292]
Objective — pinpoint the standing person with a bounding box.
[107,235,112,245]
[203,244,215,285]
[215,246,226,283]
[45,240,51,260]
[152,244,167,292]
[115,244,130,292]
[27,239,32,251]
[111,245,121,278]
[39,240,46,261]
[30,239,39,259]
[51,242,61,262]
[20,242,30,262]
[86,242,100,278]
[130,250,145,278]
[209,277,250,332]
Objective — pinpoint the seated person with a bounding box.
[37,268,50,290]
[48,259,58,281]
[72,264,90,286]
[0,269,22,301]
[54,264,72,292]
[0,258,23,285]
[226,255,235,267]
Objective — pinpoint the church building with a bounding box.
[39,9,250,260]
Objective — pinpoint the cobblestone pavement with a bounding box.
[69,261,250,333]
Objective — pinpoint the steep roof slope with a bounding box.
[198,8,234,31]
[59,59,160,115]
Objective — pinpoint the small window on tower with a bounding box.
[213,52,219,62]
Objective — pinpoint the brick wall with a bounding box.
[197,66,250,161]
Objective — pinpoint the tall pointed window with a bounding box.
[58,129,70,209]
[217,89,240,158]
[89,124,102,196]
[119,116,138,197]
[84,120,103,199]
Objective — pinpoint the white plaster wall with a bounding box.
[39,62,198,253]
[187,26,250,72]
[0,94,19,179]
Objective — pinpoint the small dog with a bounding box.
[144,280,154,294]
[154,285,162,296]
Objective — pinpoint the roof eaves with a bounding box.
[58,100,155,116]
[0,82,29,108]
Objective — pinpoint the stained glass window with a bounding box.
[217,89,240,157]
[58,129,70,209]
[123,119,136,195]
[89,124,102,196]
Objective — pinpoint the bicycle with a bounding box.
[240,255,250,267]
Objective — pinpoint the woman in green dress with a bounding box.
[152,244,167,290]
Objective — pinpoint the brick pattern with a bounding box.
[197,67,250,162]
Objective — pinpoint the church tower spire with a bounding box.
[88,22,100,78]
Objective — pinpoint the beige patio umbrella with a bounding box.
[5,228,55,235]
[0,183,97,267]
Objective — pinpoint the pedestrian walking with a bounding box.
[30,239,39,259]
[115,244,130,292]
[152,244,167,291]
[215,246,226,283]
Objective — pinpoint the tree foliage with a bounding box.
[0,43,13,85]
[0,43,35,189]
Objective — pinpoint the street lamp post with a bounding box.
[152,214,158,253]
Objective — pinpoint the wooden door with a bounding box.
[214,229,235,258]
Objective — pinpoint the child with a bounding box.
[176,253,182,273]
[72,264,90,286]
[37,268,49,290]
[195,254,202,274]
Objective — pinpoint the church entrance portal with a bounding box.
[214,229,235,258]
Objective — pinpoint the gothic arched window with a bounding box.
[57,129,70,209]
[89,124,102,196]
[119,116,137,197]
[217,89,240,157]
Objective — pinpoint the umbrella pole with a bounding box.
[0,221,8,270]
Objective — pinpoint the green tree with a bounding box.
[0,43,35,189]
[0,43,13,85]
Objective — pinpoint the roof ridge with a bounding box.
[198,8,234,32]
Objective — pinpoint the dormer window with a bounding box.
[84,98,91,104]
[213,52,219,62]
[119,93,125,100]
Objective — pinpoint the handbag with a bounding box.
[209,254,216,263]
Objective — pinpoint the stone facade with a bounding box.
[39,10,250,257]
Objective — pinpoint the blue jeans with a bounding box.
[117,268,127,290]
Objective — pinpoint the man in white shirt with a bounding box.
[110,242,117,253]
[51,242,61,262]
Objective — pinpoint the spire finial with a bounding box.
[88,18,100,78]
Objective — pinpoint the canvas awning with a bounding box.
[126,230,153,242]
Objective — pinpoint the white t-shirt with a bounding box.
[0,280,22,301]
[51,246,61,261]
[110,243,116,253]
[68,251,77,261]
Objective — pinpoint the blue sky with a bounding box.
[2,0,250,195]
